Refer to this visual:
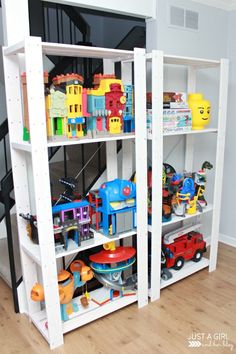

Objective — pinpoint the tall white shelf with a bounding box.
[3,36,148,349]
[148,50,229,302]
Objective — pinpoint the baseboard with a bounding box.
[219,233,236,248]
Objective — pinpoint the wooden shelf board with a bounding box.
[148,204,213,232]
[147,128,218,140]
[21,229,137,264]
[164,55,220,68]
[11,142,32,152]
[4,39,134,61]
[30,287,137,337]
[47,134,135,148]
[55,229,137,258]
[160,257,209,289]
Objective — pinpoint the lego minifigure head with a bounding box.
[188,93,211,130]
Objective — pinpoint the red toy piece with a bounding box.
[89,245,135,264]
[162,224,206,270]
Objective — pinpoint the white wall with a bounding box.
[220,10,236,245]
[148,0,228,58]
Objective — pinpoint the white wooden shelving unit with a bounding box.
[3,36,148,349]
[148,50,229,302]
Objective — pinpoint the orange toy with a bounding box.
[30,260,93,321]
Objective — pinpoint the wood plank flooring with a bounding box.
[0,243,235,354]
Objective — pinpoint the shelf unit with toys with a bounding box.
[147,50,229,302]
[3,36,148,349]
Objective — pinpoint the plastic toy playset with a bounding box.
[148,161,213,223]
[21,72,134,141]
[20,177,137,254]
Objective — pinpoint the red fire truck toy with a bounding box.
[162,223,206,270]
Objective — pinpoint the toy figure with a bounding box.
[188,93,211,130]
[30,260,93,321]
[194,161,213,207]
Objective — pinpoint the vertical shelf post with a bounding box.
[103,59,118,181]
[134,48,148,308]
[24,37,63,349]
[185,66,197,171]
[150,50,164,302]
[209,59,229,271]
[3,51,39,316]
[121,60,133,275]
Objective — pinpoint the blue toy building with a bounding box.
[123,85,134,133]
[98,179,137,236]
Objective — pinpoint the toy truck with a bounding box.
[162,224,206,270]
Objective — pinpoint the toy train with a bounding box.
[21,72,134,141]
[20,178,137,252]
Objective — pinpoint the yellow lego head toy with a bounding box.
[188,93,211,130]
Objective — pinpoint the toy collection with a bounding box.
[31,260,94,321]
[21,72,134,141]
[146,91,211,134]
[89,241,137,302]
[162,224,206,272]
[20,178,136,254]
[188,93,211,130]
[148,161,213,222]
[27,178,138,320]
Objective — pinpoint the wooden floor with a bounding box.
[0,243,235,354]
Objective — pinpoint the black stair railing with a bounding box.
[0,119,20,312]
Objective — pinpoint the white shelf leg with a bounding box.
[209,59,229,271]
[24,37,63,349]
[185,66,197,171]
[103,59,118,181]
[2,52,39,316]
[121,61,134,264]
[150,50,164,302]
[134,48,148,308]
[106,141,118,180]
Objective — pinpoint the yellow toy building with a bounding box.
[53,74,85,138]
[87,74,125,96]
[188,93,211,130]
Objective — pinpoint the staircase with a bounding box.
[0,1,146,312]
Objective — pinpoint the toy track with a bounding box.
[93,272,137,291]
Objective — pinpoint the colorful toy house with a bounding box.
[46,87,67,138]
[52,200,93,250]
[52,74,90,138]
[123,85,135,133]
[87,74,127,136]
[91,179,137,236]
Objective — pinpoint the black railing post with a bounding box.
[63,146,68,178]
[28,0,45,38]
[81,145,85,194]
